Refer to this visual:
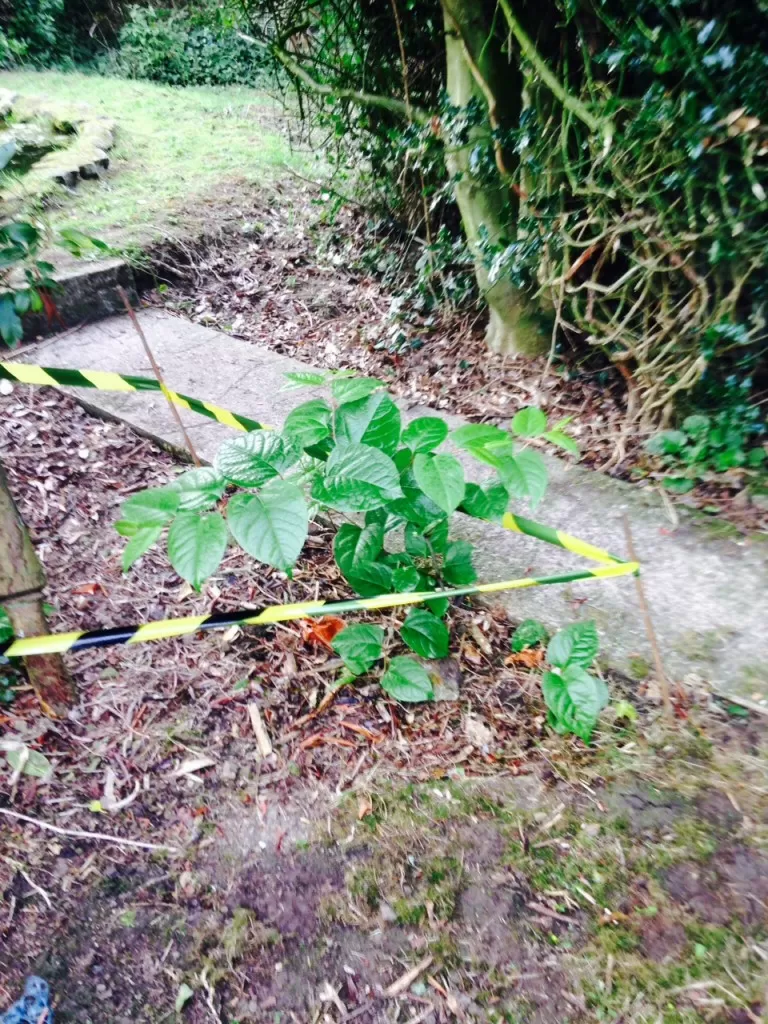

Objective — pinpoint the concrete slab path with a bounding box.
[11,309,768,703]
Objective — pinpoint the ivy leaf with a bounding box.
[331,376,381,404]
[335,391,401,455]
[227,480,308,571]
[381,656,434,703]
[281,370,327,391]
[511,619,549,652]
[331,623,385,675]
[402,417,449,453]
[120,487,180,527]
[413,453,465,514]
[460,482,509,521]
[283,398,332,449]
[547,621,599,669]
[510,448,548,508]
[334,523,384,576]
[401,608,449,659]
[312,442,402,512]
[511,406,548,437]
[170,467,226,511]
[167,511,228,590]
[215,431,299,487]
[442,540,476,585]
[122,525,164,570]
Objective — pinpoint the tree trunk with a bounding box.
[0,464,75,718]
[442,0,548,356]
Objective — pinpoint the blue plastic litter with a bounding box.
[0,977,53,1023]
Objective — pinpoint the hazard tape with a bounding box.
[0,359,639,659]
[0,561,638,658]
[0,360,267,433]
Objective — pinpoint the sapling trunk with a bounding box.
[0,463,75,717]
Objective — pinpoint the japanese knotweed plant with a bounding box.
[115,371,578,706]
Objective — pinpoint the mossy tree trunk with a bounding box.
[441,0,547,356]
[0,464,75,718]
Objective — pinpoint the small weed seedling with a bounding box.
[511,618,609,742]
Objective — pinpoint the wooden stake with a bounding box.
[622,514,673,720]
[0,465,75,717]
[117,286,201,466]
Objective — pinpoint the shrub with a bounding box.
[115,5,265,87]
[115,371,597,733]
[0,0,64,64]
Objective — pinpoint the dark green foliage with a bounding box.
[645,411,767,492]
[0,221,107,349]
[243,0,766,433]
[0,0,64,65]
[508,0,768,429]
[115,5,266,87]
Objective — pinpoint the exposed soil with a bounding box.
[1,384,767,1023]
[148,182,767,534]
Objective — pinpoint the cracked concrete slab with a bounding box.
[11,309,768,703]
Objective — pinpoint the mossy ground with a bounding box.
[4,704,766,1022]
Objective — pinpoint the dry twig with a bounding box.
[0,807,179,852]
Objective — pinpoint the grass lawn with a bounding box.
[0,69,305,255]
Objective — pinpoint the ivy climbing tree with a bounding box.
[240,0,766,429]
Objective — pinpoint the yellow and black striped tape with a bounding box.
[0,359,638,658]
[1,561,638,658]
[0,360,267,433]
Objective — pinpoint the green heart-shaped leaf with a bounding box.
[167,511,228,590]
[401,608,449,659]
[402,417,449,453]
[332,623,385,675]
[413,453,465,514]
[227,480,308,571]
[381,656,434,703]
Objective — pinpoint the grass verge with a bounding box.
[0,69,304,255]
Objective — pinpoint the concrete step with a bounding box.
[11,309,768,703]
